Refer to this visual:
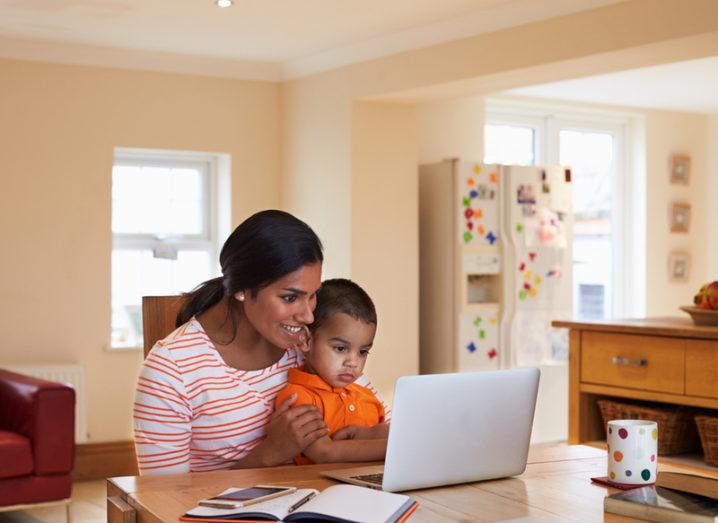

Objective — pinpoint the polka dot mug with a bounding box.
[607,419,658,485]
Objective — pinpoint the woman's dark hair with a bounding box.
[309,278,376,332]
[177,209,323,327]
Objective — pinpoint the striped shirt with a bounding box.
[133,317,385,475]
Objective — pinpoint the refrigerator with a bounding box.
[418,159,573,443]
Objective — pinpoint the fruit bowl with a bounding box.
[680,306,718,326]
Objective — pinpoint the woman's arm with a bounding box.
[230,394,328,468]
[302,435,388,463]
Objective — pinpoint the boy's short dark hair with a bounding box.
[310,278,376,332]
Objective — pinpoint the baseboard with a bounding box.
[73,440,138,481]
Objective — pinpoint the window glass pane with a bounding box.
[112,164,204,236]
[484,124,535,165]
[111,249,212,348]
[560,129,614,320]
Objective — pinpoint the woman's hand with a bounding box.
[255,394,327,466]
[332,423,389,441]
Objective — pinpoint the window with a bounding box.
[485,101,643,319]
[111,150,228,349]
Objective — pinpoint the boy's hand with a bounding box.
[332,423,389,440]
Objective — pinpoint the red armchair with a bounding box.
[0,369,75,520]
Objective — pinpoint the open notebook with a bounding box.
[180,485,418,523]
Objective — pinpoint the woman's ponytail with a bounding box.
[177,276,225,327]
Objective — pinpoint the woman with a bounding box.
[133,210,382,474]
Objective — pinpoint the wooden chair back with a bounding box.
[142,295,187,358]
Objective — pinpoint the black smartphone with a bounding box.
[197,485,296,509]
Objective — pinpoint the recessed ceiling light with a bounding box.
[216,0,233,7]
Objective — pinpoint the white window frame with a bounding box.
[110,148,227,350]
[485,98,646,318]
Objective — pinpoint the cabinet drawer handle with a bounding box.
[612,356,648,367]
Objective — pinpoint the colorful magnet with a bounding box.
[467,178,475,187]
[519,262,526,271]
[529,287,537,297]
[470,190,478,199]
[464,208,473,219]
[478,225,485,236]
[528,252,537,261]
[488,348,497,359]
[519,290,527,300]
[534,275,542,285]
[463,231,472,243]
[541,169,547,181]
[466,221,473,230]
[516,223,524,233]
[490,172,498,184]
[473,316,482,327]
[489,318,497,325]
[479,330,486,339]
[473,165,481,174]
[474,209,483,219]
[486,231,497,244]
[462,197,470,207]
[467,342,477,353]
[524,270,532,280]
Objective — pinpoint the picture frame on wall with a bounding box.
[670,154,691,185]
[670,202,691,233]
[668,251,691,282]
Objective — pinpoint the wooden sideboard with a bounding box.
[552,317,718,446]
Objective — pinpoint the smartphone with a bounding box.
[198,485,296,509]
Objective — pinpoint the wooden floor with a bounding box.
[0,481,105,523]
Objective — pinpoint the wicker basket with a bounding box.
[695,415,718,466]
[597,399,699,455]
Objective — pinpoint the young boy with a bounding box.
[274,278,389,464]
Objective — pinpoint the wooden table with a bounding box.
[107,444,673,522]
[552,317,718,446]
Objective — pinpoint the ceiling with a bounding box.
[0,0,620,80]
[505,55,718,115]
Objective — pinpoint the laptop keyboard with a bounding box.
[351,473,384,486]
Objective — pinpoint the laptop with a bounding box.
[321,367,540,492]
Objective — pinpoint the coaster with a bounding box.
[590,476,653,490]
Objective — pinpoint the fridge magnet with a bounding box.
[473,316,482,326]
[516,223,524,233]
[490,172,498,184]
[466,177,475,187]
[522,205,536,217]
[668,251,690,282]
[669,202,691,233]
[485,231,497,244]
[517,184,536,204]
[487,348,497,359]
[670,154,690,185]
[466,342,477,353]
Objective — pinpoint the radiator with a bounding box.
[3,364,88,443]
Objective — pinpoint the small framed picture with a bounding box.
[670,202,691,233]
[668,251,690,282]
[670,154,690,185]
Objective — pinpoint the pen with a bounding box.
[287,492,316,513]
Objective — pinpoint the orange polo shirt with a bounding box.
[274,366,386,465]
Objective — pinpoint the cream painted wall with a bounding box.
[351,102,419,402]
[0,58,280,442]
[282,1,718,402]
[708,116,718,278]
[417,97,485,164]
[645,110,710,314]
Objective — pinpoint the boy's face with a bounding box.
[303,312,376,388]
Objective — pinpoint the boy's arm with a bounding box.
[332,422,389,441]
[302,435,387,463]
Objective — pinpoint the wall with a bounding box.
[709,115,718,278]
[645,110,710,314]
[417,97,485,164]
[282,0,718,401]
[351,102,419,401]
[0,58,280,442]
